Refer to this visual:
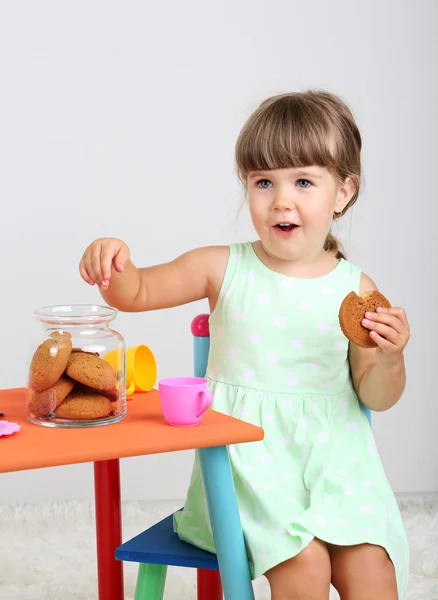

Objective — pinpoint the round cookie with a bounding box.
[339,290,391,348]
[29,331,73,392]
[28,376,76,417]
[65,352,118,400]
[55,391,113,420]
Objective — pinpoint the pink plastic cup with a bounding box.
[158,377,212,427]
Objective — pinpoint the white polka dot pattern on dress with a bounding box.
[258,293,270,304]
[243,271,254,282]
[234,308,244,320]
[308,361,320,370]
[317,432,329,444]
[274,315,287,327]
[300,300,312,311]
[243,369,254,380]
[286,496,297,503]
[291,339,305,349]
[322,287,333,296]
[227,348,238,359]
[248,331,261,342]
[236,405,246,419]
[266,354,279,364]
[257,551,266,562]
[282,279,295,288]
[346,422,358,432]
[286,375,299,386]
[318,323,330,332]
[343,483,353,495]
[368,441,377,455]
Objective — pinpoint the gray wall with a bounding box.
[0,0,436,502]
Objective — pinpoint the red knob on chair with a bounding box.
[191,314,210,337]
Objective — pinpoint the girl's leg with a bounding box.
[328,543,398,600]
[265,539,331,600]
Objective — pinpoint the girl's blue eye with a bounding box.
[257,179,272,189]
[297,179,311,188]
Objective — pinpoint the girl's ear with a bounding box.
[334,177,356,214]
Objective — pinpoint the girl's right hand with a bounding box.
[79,238,131,289]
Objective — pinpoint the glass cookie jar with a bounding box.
[27,305,127,428]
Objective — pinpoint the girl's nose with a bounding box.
[272,191,295,211]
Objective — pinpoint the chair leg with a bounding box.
[197,568,222,600]
[199,445,254,600]
[134,563,167,600]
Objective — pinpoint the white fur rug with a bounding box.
[0,496,437,599]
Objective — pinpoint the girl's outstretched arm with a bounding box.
[80,238,229,312]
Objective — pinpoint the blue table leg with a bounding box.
[198,445,254,600]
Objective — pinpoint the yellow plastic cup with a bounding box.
[104,344,157,397]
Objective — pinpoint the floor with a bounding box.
[0,495,437,599]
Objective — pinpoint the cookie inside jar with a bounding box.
[27,305,127,428]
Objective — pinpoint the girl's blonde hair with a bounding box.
[235,91,362,259]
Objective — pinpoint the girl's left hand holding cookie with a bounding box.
[362,307,410,366]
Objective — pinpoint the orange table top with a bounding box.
[0,388,264,474]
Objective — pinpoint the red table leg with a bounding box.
[197,569,223,600]
[94,459,124,600]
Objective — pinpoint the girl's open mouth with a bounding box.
[274,223,300,237]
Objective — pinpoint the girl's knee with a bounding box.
[362,545,396,584]
[330,543,396,593]
[266,539,331,598]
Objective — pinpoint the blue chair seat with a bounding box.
[115,511,219,570]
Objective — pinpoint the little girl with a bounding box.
[80,91,410,600]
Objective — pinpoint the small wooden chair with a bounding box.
[115,314,254,600]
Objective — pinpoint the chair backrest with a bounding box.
[191,314,371,426]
